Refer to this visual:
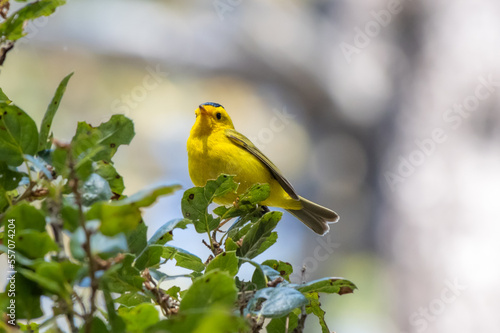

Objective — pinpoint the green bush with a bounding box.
[0,1,356,332]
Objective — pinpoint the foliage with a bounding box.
[0,2,356,332]
[0,0,66,65]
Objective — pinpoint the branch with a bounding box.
[292,266,308,333]
[142,269,179,316]
[0,40,14,66]
[67,149,98,333]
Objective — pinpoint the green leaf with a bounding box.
[292,277,357,295]
[102,288,126,333]
[162,246,205,272]
[165,285,181,301]
[146,309,246,333]
[19,261,74,299]
[0,162,25,191]
[61,203,79,232]
[71,114,135,163]
[51,146,69,177]
[0,103,38,166]
[126,220,147,256]
[181,174,238,233]
[9,273,43,320]
[205,251,238,277]
[187,309,248,333]
[261,260,293,282]
[251,263,283,289]
[86,202,142,237]
[15,230,58,259]
[87,184,180,237]
[101,254,144,293]
[38,73,73,151]
[240,183,271,204]
[70,226,128,260]
[60,261,81,284]
[305,292,329,333]
[134,244,163,270]
[118,183,181,207]
[238,211,281,259]
[0,244,34,266]
[247,287,308,318]
[227,206,268,241]
[118,303,159,333]
[81,173,112,206]
[79,317,109,333]
[0,0,66,41]
[0,188,8,213]
[93,114,135,156]
[266,312,299,333]
[0,88,11,104]
[114,292,152,307]
[224,237,239,251]
[218,183,271,220]
[147,218,190,246]
[180,270,237,312]
[2,202,46,231]
[18,323,41,332]
[94,161,124,195]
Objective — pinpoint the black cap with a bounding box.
[202,102,223,108]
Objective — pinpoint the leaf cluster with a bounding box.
[0,0,66,65]
[0,4,357,330]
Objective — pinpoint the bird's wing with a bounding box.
[225,128,299,200]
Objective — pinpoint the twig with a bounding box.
[238,285,256,316]
[47,189,66,260]
[0,181,38,222]
[292,266,308,333]
[73,291,87,315]
[142,269,179,316]
[13,181,36,204]
[0,41,15,66]
[217,217,232,230]
[65,308,78,333]
[250,315,265,333]
[68,151,98,333]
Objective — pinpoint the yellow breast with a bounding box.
[187,129,301,209]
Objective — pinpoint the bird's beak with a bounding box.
[198,104,208,116]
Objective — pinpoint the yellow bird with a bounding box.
[187,102,339,234]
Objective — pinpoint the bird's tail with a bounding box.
[286,197,339,235]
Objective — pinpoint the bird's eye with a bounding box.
[216,112,222,120]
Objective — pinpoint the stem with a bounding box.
[65,309,78,333]
[292,266,308,333]
[68,153,98,333]
[24,159,33,183]
[206,230,214,252]
[49,189,66,260]
[13,180,36,204]
[74,291,87,315]
[239,258,268,285]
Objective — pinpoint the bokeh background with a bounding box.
[1,0,500,332]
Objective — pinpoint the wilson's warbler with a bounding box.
[187,102,339,234]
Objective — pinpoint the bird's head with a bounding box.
[192,102,234,135]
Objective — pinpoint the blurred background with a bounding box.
[1,0,500,332]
